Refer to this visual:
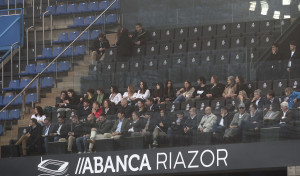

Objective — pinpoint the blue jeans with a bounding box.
[54,136,60,142]
[44,137,49,154]
[76,136,89,152]
[173,94,186,103]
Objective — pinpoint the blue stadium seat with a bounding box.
[36,48,52,60]
[95,15,105,25]
[0,110,8,121]
[74,45,85,56]
[106,14,117,24]
[99,1,109,11]
[0,124,2,136]
[18,78,31,90]
[52,47,63,57]
[68,31,79,42]
[68,17,84,28]
[19,64,35,76]
[2,95,14,106]
[91,30,102,40]
[58,61,70,72]
[0,96,2,105]
[110,0,120,10]
[67,3,77,14]
[62,46,74,57]
[45,5,56,16]
[89,1,99,12]
[34,63,47,74]
[25,93,37,104]
[55,4,67,15]
[9,109,20,120]
[45,62,57,73]
[79,31,89,41]
[83,16,95,26]
[41,77,53,88]
[78,3,89,13]
[2,80,19,91]
[28,79,37,89]
[53,32,68,44]
[11,95,22,105]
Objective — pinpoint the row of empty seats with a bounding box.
[0,93,37,106]
[53,30,102,44]
[0,109,20,121]
[36,46,85,60]
[2,77,53,91]
[0,0,23,6]
[147,19,290,42]
[45,0,120,16]
[19,62,70,76]
[68,14,117,28]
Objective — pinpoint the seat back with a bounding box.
[67,4,77,14]
[41,48,52,58]
[42,77,53,88]
[74,45,86,55]
[106,14,117,24]
[78,3,89,13]
[24,64,35,74]
[9,109,20,120]
[53,47,63,57]
[8,80,20,90]
[84,16,95,25]
[99,1,109,11]
[25,93,37,104]
[68,31,79,41]
[19,79,31,89]
[36,63,47,73]
[89,1,99,11]
[91,30,102,40]
[0,110,9,121]
[58,61,70,72]
[55,4,67,14]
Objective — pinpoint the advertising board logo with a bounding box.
[38,157,69,176]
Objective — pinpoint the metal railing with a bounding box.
[26,26,36,64]
[10,42,20,80]
[0,0,118,113]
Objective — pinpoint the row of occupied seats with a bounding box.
[2,77,53,91]
[0,109,20,121]
[0,93,37,106]
[36,45,85,60]
[147,19,290,42]
[19,62,69,76]
[45,0,120,16]
[53,30,102,44]
[130,36,273,56]
[68,14,117,28]
[0,0,23,6]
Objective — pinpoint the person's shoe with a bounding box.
[87,139,95,144]
[78,152,82,154]
[152,140,158,146]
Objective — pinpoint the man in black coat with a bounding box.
[128,111,145,136]
[130,23,149,46]
[168,112,186,147]
[152,110,172,146]
[286,41,299,79]
[146,98,159,112]
[52,116,69,142]
[78,99,92,122]
[212,106,233,141]
[90,33,110,61]
[119,98,134,119]
[181,107,201,146]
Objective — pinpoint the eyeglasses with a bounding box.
[239,107,245,109]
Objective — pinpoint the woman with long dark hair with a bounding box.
[109,85,122,105]
[31,106,46,125]
[153,82,165,103]
[164,80,176,102]
[206,75,225,99]
[235,75,249,96]
[173,80,195,103]
[133,81,150,100]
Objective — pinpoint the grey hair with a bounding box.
[254,89,262,96]
[280,102,289,108]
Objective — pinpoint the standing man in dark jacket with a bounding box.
[67,115,83,153]
[90,33,110,61]
[130,23,148,46]
[87,114,113,152]
[181,107,200,146]
[116,27,133,61]
[286,41,299,79]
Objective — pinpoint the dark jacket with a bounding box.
[78,106,92,121]
[42,124,56,140]
[132,29,148,45]
[207,83,225,99]
[128,118,145,132]
[216,113,234,129]
[235,83,250,96]
[119,105,134,119]
[54,123,69,139]
[287,51,299,69]
[143,116,160,132]
[69,123,83,138]
[183,115,200,134]
[96,119,113,134]
[28,124,43,147]
[170,117,186,131]
[249,110,264,123]
[66,95,81,109]
[156,115,172,133]
[164,88,176,102]
[111,118,130,134]
[91,38,110,55]
[265,97,280,110]
[116,34,133,57]
[251,97,267,110]
[82,121,97,135]
[147,104,160,112]
[274,110,294,125]
[193,85,208,99]
[101,108,115,116]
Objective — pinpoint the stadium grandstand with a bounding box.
[0,0,300,175]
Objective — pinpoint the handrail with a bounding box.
[0,0,118,113]
[26,26,35,65]
[10,42,19,80]
[42,11,49,48]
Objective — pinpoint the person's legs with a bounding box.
[91,51,100,61]
[88,134,104,151]
[21,136,29,156]
[83,136,89,152]
[103,133,112,138]
[68,136,75,152]
[54,136,60,142]
[173,95,186,103]
[44,137,49,154]
[112,135,121,140]
[76,137,83,153]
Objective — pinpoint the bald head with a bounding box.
[121,98,128,107]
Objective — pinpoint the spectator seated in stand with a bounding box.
[42,118,56,154]
[90,33,110,62]
[284,87,300,109]
[274,102,295,127]
[251,89,266,111]
[118,98,134,119]
[222,76,236,99]
[152,109,172,147]
[87,114,113,152]
[57,89,80,112]
[152,82,165,104]
[96,88,106,105]
[237,90,251,110]
[127,111,145,137]
[67,115,83,153]
[163,80,176,103]
[180,107,200,146]
[87,101,102,121]
[192,77,208,101]
[263,103,281,127]
[101,99,115,116]
[206,75,225,100]
[235,75,250,97]
[212,106,234,142]
[197,106,217,133]
[109,85,122,106]
[31,106,46,126]
[52,116,68,142]
[80,88,97,105]
[77,99,92,122]
[168,112,186,147]
[55,90,69,110]
[123,85,137,105]
[145,98,159,112]
[265,90,281,111]
[135,99,147,117]
[174,80,195,103]
[76,114,96,154]
[116,27,133,61]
